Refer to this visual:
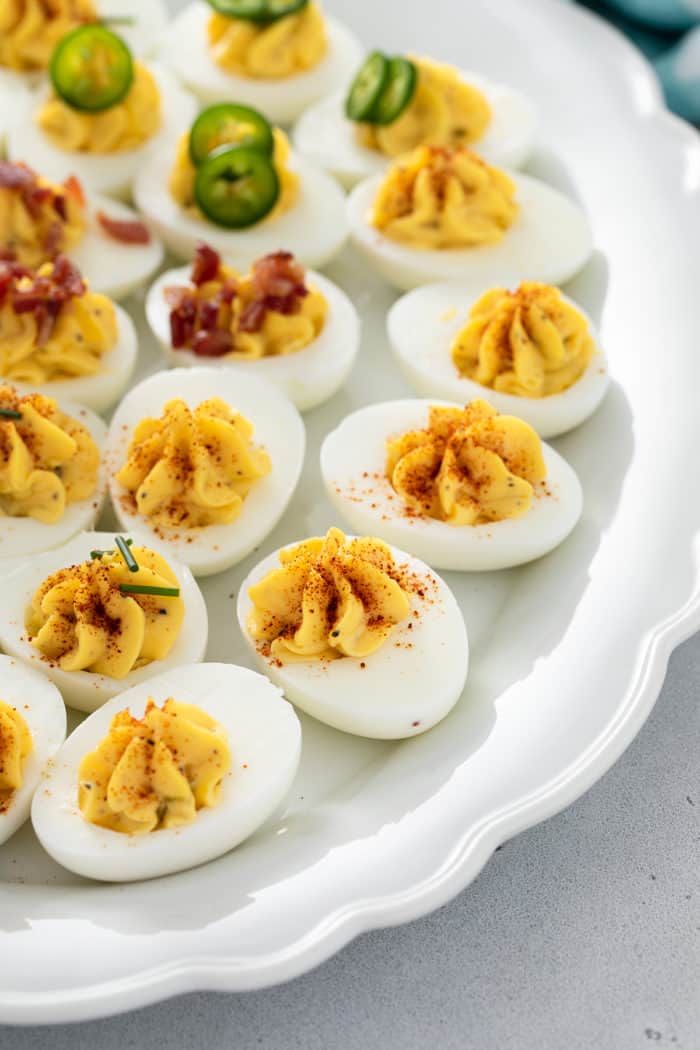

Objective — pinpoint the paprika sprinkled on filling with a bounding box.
[78,697,231,834]
[0,384,100,523]
[0,700,32,813]
[207,2,327,80]
[115,397,271,530]
[451,282,595,398]
[0,162,85,269]
[371,145,517,250]
[247,526,412,662]
[0,0,96,73]
[386,400,546,525]
[356,56,491,158]
[26,546,185,678]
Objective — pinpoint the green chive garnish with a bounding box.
[119,584,180,597]
[90,550,105,560]
[115,536,138,573]
[0,408,22,420]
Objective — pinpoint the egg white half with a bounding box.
[146,266,360,412]
[292,74,538,189]
[8,303,137,415]
[7,65,198,201]
[106,367,306,576]
[237,539,469,739]
[0,530,209,713]
[95,0,169,59]
[133,148,347,269]
[159,1,363,125]
[346,171,594,292]
[387,281,609,438]
[31,661,302,882]
[0,70,32,150]
[0,654,66,846]
[0,398,107,561]
[320,399,583,572]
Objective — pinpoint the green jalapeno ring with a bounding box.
[49,25,134,113]
[369,56,418,125]
[194,145,280,229]
[345,51,390,122]
[205,0,308,24]
[189,103,275,167]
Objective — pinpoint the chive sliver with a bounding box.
[115,536,139,573]
[0,408,22,420]
[119,584,180,597]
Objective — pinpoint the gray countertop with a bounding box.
[3,633,698,1049]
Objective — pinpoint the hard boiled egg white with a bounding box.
[159,1,363,125]
[94,0,169,60]
[320,400,583,572]
[7,65,198,201]
[9,302,137,415]
[346,171,593,292]
[146,266,360,412]
[0,530,209,713]
[0,70,32,151]
[237,538,469,739]
[293,74,538,189]
[133,147,347,269]
[0,654,66,846]
[388,281,610,438]
[0,398,107,561]
[106,367,306,577]
[31,661,302,882]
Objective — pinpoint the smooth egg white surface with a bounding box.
[106,367,306,577]
[387,281,610,438]
[31,661,302,882]
[0,654,66,846]
[9,303,137,415]
[0,530,209,713]
[346,171,594,292]
[133,149,347,269]
[0,70,32,149]
[95,0,169,59]
[159,1,363,125]
[320,400,583,571]
[292,75,538,188]
[146,266,360,412]
[0,398,107,561]
[237,540,469,739]
[7,65,198,201]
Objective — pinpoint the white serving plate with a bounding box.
[2,0,700,1024]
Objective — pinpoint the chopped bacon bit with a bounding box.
[192,329,233,357]
[191,242,221,286]
[238,298,267,334]
[168,289,197,348]
[0,255,87,345]
[251,250,306,299]
[64,175,85,208]
[0,161,35,190]
[97,211,151,245]
[0,162,84,261]
[198,299,220,332]
[43,221,64,258]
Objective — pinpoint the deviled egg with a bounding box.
[32,661,301,882]
[159,0,362,125]
[8,23,197,201]
[0,384,108,559]
[347,145,593,291]
[388,280,609,438]
[0,654,66,847]
[237,527,469,739]
[0,531,208,712]
[320,399,583,571]
[133,102,347,268]
[106,367,305,577]
[293,52,537,188]
[146,244,360,412]
[0,160,163,299]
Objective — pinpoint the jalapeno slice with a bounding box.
[370,56,418,125]
[205,0,308,23]
[49,25,134,113]
[189,103,274,167]
[194,145,280,229]
[345,51,390,122]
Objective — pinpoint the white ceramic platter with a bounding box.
[1,0,700,1024]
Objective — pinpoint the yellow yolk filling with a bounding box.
[451,282,596,398]
[169,128,299,222]
[357,56,491,158]
[78,697,230,834]
[386,400,546,525]
[0,701,32,811]
[0,386,99,523]
[36,64,162,155]
[372,145,518,250]
[26,546,185,678]
[247,526,411,662]
[0,0,95,73]
[0,175,85,269]
[115,398,271,530]
[207,2,327,79]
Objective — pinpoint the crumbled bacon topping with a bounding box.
[0,255,87,346]
[0,162,84,258]
[97,211,151,245]
[191,242,221,286]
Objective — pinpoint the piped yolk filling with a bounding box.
[0,700,32,812]
[78,697,231,834]
[207,2,327,79]
[0,0,96,73]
